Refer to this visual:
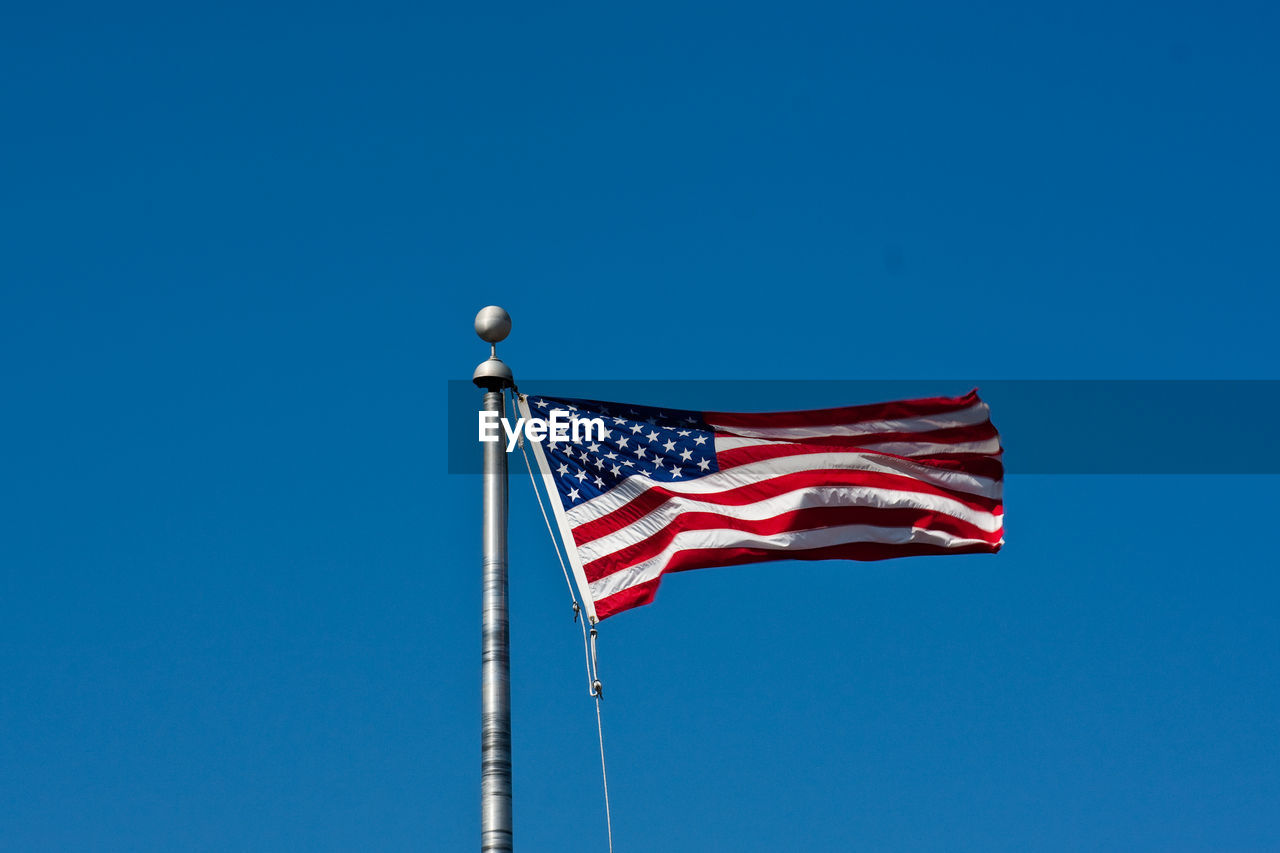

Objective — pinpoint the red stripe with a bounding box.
[593,539,1001,620]
[570,467,1004,547]
[715,433,1001,473]
[705,389,981,430]
[716,445,1004,481]
[910,453,1005,480]
[582,504,1003,583]
[594,578,663,621]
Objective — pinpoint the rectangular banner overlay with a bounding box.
[448,380,1280,475]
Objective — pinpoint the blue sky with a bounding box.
[3,1,1279,850]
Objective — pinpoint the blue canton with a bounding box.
[526,396,720,510]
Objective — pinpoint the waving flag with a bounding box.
[517,391,1003,622]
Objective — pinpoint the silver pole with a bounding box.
[473,306,514,853]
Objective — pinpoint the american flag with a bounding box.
[518,391,1003,622]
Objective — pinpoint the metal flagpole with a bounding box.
[473,306,514,853]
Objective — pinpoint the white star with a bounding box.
[617,437,629,449]
[677,430,691,437]
[566,404,578,411]
[613,417,626,425]
[594,475,605,488]
[670,467,682,478]
[593,456,606,469]
[646,430,660,442]
[604,451,618,460]
[567,488,580,501]
[697,458,711,471]
[634,446,647,458]
[679,448,693,461]
[694,435,708,446]
[683,415,698,424]
[610,464,623,477]
[630,424,644,434]
[574,469,587,482]
[662,439,677,452]
[556,462,569,475]
[588,442,600,453]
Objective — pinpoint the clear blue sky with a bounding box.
[3,1,1279,850]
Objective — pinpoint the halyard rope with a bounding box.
[511,388,615,853]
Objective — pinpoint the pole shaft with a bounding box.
[480,389,513,852]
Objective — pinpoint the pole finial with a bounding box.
[473,306,514,390]
[475,306,512,344]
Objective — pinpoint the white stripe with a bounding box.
[564,449,1002,528]
[575,482,1003,564]
[855,437,1001,457]
[588,523,995,601]
[715,434,1002,458]
[706,401,990,440]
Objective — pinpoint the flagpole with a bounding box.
[473,306,514,853]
